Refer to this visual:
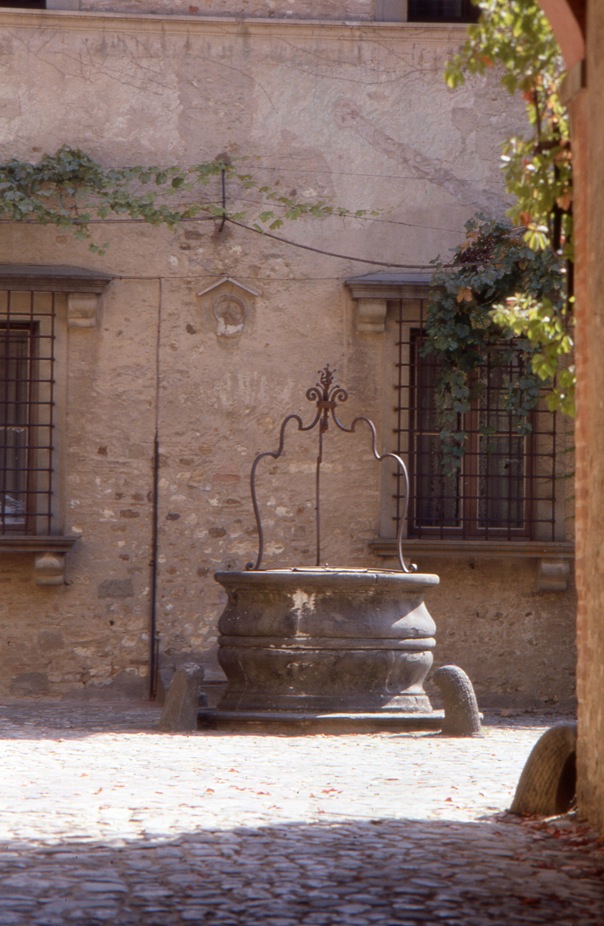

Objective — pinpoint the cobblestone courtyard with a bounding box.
[0,701,603,925]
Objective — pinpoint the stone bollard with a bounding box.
[433,665,482,737]
[510,722,577,816]
[158,664,205,733]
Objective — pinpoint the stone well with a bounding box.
[214,567,439,716]
[199,367,445,731]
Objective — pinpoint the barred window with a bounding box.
[0,292,55,535]
[407,0,479,23]
[393,301,565,542]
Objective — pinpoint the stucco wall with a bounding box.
[0,9,575,706]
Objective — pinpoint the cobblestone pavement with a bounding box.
[0,700,603,926]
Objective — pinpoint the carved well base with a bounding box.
[210,568,440,723]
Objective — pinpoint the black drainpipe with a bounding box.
[148,278,163,700]
[148,427,160,699]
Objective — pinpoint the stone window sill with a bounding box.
[0,535,79,586]
[369,539,575,591]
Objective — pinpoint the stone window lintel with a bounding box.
[0,264,113,329]
[346,271,434,333]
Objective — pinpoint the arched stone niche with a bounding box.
[197,277,259,341]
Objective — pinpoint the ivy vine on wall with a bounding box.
[0,146,364,253]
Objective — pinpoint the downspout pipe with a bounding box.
[148,427,160,699]
[148,277,162,700]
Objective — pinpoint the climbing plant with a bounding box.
[424,215,567,473]
[422,0,574,473]
[445,0,572,257]
[0,145,363,252]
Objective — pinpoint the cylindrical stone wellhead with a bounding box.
[215,568,439,714]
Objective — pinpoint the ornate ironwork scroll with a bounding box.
[246,365,415,573]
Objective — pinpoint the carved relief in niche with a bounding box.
[213,292,246,338]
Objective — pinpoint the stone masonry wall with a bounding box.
[421,558,576,711]
[0,8,575,706]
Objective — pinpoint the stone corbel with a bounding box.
[537,559,571,592]
[35,552,67,587]
[0,536,78,586]
[67,293,101,329]
[346,272,434,335]
[355,298,388,334]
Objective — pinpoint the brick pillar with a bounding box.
[575,0,604,834]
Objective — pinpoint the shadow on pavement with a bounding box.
[0,815,602,925]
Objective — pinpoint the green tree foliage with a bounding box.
[0,145,362,252]
[445,0,572,255]
[425,215,569,473]
[425,0,574,463]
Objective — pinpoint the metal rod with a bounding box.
[315,423,323,566]
[247,365,415,573]
[148,428,160,701]
[219,168,227,233]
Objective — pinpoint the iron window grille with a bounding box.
[0,291,55,535]
[407,0,479,23]
[393,300,564,542]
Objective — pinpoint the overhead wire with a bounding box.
[0,210,456,267]
[224,217,442,268]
